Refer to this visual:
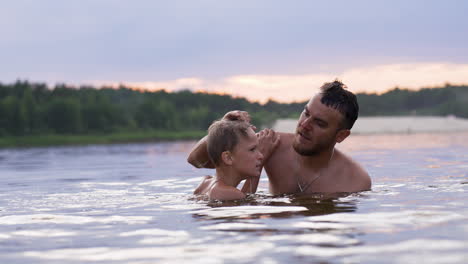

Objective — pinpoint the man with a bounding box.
[187,80,371,195]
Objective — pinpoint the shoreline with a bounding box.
[0,130,206,148]
[273,116,468,134]
[3,116,468,148]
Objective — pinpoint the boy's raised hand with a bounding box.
[256,129,280,162]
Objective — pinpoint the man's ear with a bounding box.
[221,151,233,165]
[336,129,350,143]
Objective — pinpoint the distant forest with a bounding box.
[0,81,467,136]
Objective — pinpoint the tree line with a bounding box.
[0,81,467,136]
[0,81,302,136]
[357,84,468,117]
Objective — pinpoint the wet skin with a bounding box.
[194,127,264,200]
[263,95,371,194]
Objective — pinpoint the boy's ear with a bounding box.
[221,151,233,165]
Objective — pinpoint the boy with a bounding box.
[193,119,263,200]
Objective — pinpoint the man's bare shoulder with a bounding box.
[264,132,297,192]
[277,132,294,149]
[266,132,293,162]
[336,149,371,191]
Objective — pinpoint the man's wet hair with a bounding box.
[319,79,359,130]
[207,120,250,166]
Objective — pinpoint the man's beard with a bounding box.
[292,133,335,156]
[293,141,325,156]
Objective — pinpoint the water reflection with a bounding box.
[191,192,358,220]
[1,138,467,264]
[289,193,358,216]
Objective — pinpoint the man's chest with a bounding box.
[264,153,300,194]
[266,158,349,194]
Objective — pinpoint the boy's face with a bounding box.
[231,127,264,178]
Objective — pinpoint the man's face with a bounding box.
[293,95,344,156]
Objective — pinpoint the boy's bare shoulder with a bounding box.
[209,185,245,201]
[193,175,214,195]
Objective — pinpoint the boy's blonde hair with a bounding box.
[207,120,251,166]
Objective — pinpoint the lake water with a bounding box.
[1,132,467,264]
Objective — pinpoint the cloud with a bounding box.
[96,63,468,103]
[2,1,468,85]
[342,63,468,94]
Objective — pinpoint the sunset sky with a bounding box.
[2,0,468,103]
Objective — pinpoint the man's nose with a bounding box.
[300,117,313,130]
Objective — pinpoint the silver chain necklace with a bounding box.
[297,149,334,193]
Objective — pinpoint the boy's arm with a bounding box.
[241,176,260,194]
[187,136,215,169]
[241,129,280,194]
